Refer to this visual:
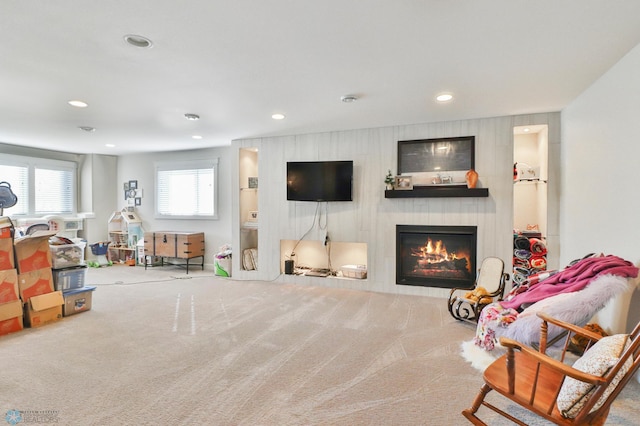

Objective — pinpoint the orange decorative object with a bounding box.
[465,169,478,188]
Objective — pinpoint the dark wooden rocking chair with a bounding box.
[462,312,640,425]
[448,256,509,323]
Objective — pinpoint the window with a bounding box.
[155,159,218,219]
[0,154,76,216]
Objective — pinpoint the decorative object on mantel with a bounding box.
[384,170,394,190]
[465,169,478,189]
[394,175,413,190]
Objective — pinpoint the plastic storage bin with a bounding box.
[52,265,87,291]
[62,286,96,316]
[50,242,86,269]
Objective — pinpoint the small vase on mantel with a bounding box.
[466,169,478,189]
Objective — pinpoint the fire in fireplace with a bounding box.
[396,225,477,289]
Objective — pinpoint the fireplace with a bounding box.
[396,225,477,289]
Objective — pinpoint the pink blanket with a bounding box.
[501,255,638,310]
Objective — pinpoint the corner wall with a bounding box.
[562,42,640,333]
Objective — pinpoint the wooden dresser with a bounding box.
[143,231,204,273]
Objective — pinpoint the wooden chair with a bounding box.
[462,312,640,425]
[448,257,509,323]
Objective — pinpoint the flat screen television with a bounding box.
[287,160,353,202]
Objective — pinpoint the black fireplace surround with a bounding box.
[396,225,477,289]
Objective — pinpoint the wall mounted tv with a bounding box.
[287,160,353,202]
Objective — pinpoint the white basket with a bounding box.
[340,264,367,279]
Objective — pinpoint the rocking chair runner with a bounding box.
[462,312,640,425]
[448,257,509,323]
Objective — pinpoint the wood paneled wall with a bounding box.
[232,112,560,298]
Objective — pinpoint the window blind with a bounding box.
[156,159,217,219]
[35,167,74,214]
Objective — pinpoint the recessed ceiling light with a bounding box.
[78,126,95,132]
[105,144,116,148]
[184,113,200,121]
[523,128,531,132]
[340,95,358,103]
[436,93,454,102]
[123,34,153,48]
[271,113,285,120]
[68,100,88,108]
[192,135,203,140]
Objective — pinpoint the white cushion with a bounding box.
[557,334,631,418]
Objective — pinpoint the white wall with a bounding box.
[117,146,232,268]
[232,112,561,299]
[79,154,118,250]
[562,42,640,333]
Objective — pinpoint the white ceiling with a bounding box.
[2,1,640,156]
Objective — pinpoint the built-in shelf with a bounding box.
[514,179,547,184]
[384,186,489,198]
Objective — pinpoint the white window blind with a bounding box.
[35,167,74,214]
[156,159,218,219]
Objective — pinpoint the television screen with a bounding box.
[287,161,353,202]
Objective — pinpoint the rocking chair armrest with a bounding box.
[536,312,606,343]
[499,337,608,386]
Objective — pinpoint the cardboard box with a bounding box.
[0,269,19,303]
[0,217,13,239]
[18,268,54,303]
[24,290,63,328]
[13,231,56,274]
[0,300,24,336]
[0,238,14,271]
[62,286,96,316]
[53,266,86,291]
[0,227,11,239]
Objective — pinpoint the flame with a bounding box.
[410,237,470,271]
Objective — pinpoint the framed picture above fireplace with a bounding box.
[397,136,475,186]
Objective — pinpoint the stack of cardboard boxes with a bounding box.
[15,229,64,328]
[0,218,23,336]
[0,219,96,338]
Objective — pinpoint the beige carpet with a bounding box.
[1,265,638,425]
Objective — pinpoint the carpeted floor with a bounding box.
[1,265,638,425]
